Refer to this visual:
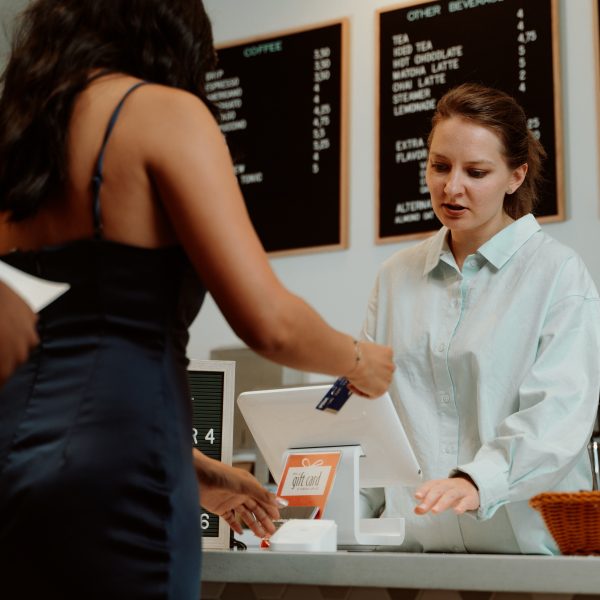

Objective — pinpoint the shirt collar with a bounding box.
[477,214,540,269]
[423,214,541,275]
[424,227,452,275]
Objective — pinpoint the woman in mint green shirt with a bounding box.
[363,83,600,553]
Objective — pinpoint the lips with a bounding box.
[442,203,467,212]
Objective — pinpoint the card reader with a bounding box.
[268,519,337,552]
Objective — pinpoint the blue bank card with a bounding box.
[316,377,353,413]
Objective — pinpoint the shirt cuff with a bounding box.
[450,460,510,521]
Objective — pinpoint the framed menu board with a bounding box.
[377,0,563,243]
[208,21,348,256]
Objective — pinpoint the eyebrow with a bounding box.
[429,152,495,166]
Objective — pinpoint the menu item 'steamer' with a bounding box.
[362,83,600,554]
[0,1,394,598]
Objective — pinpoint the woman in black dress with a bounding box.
[0,1,394,598]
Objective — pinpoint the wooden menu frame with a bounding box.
[375,0,564,244]
[211,20,349,257]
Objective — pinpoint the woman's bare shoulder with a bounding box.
[128,79,215,128]
[79,73,216,135]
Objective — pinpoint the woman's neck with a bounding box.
[448,213,514,270]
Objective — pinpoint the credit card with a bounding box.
[316,377,353,413]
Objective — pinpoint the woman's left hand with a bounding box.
[414,475,480,515]
[193,449,280,538]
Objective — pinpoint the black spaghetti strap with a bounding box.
[91,81,148,239]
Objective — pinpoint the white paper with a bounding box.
[0,261,70,312]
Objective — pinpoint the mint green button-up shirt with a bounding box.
[362,214,600,554]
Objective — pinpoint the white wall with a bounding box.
[192,0,600,363]
[1,1,598,364]
[0,0,27,55]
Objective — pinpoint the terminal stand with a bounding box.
[283,445,406,547]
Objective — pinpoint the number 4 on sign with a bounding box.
[205,428,215,445]
[191,427,215,445]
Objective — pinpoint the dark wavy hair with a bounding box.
[0,0,219,221]
[429,83,547,219]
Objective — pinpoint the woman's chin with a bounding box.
[434,208,471,229]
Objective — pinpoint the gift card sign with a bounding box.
[277,451,340,518]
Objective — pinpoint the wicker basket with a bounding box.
[529,491,600,555]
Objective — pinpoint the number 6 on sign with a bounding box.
[201,513,210,530]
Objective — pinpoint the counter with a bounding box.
[201,549,600,600]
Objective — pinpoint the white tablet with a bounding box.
[237,385,422,487]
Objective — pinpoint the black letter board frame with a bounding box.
[376,0,564,243]
[208,20,349,256]
[188,359,235,549]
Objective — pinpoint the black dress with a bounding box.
[0,83,207,599]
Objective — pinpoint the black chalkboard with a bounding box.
[208,21,348,255]
[189,360,235,549]
[377,0,563,242]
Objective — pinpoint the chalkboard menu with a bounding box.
[207,21,348,255]
[377,0,563,242]
[189,359,235,549]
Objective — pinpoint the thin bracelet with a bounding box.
[347,338,362,375]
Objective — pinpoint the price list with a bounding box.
[378,0,562,242]
[207,22,347,255]
[312,46,333,175]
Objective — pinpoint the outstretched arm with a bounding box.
[144,88,394,398]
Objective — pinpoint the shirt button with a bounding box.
[452,300,460,308]
[468,259,477,268]
[441,394,450,404]
[437,343,446,353]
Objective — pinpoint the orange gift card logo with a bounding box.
[277,451,340,518]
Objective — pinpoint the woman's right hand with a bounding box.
[345,340,395,399]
